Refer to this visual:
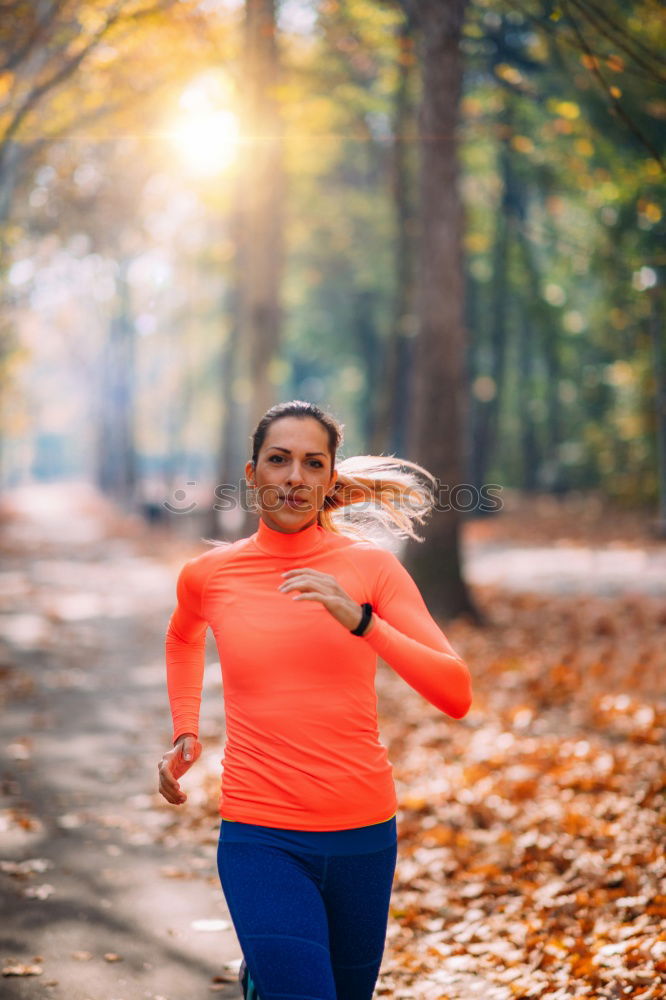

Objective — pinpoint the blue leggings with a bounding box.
[216,817,398,1000]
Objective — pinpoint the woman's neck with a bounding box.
[253,515,325,557]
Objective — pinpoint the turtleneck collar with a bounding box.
[252,515,327,557]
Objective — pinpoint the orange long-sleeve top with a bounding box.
[165,516,473,831]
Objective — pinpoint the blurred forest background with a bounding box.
[0,2,665,999]
[1,0,664,547]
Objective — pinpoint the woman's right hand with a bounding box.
[158,734,202,805]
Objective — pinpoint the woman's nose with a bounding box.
[285,463,306,483]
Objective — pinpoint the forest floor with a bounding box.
[0,482,664,1000]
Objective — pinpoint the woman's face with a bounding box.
[246,416,338,533]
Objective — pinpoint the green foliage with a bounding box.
[1,0,663,504]
[461,0,665,502]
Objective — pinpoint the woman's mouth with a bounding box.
[285,496,308,509]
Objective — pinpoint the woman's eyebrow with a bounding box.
[267,447,327,457]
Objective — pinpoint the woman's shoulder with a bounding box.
[178,535,254,575]
[327,530,400,569]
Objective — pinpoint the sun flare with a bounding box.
[166,76,240,176]
[168,108,240,176]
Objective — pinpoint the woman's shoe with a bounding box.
[238,958,248,997]
[238,957,260,1000]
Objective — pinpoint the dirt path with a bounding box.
[2,483,663,1000]
[463,539,666,595]
[1,487,241,1000]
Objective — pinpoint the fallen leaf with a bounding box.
[2,963,43,976]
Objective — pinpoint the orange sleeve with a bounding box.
[362,550,473,719]
[165,557,209,744]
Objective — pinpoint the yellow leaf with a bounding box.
[0,72,13,101]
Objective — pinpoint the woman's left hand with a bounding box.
[278,567,374,634]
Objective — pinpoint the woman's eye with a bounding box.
[268,456,323,467]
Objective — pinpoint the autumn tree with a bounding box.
[0,0,209,496]
[385,0,478,620]
[213,0,286,541]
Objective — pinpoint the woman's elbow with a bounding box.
[447,694,473,720]
[448,665,473,719]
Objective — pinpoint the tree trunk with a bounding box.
[470,100,513,491]
[543,309,564,492]
[649,283,666,535]
[369,14,418,459]
[513,199,544,493]
[94,257,137,510]
[355,289,382,444]
[517,311,540,491]
[405,0,479,622]
[208,0,286,541]
[0,141,22,494]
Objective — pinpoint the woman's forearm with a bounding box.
[363,612,472,718]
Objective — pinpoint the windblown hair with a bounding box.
[203,399,438,548]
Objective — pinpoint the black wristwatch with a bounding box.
[350,602,373,636]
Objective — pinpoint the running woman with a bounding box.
[158,399,473,1000]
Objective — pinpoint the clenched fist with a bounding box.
[158,733,202,805]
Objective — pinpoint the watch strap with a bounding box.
[350,602,373,636]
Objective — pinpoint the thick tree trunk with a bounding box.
[405,0,479,622]
[240,0,285,424]
[209,0,286,540]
